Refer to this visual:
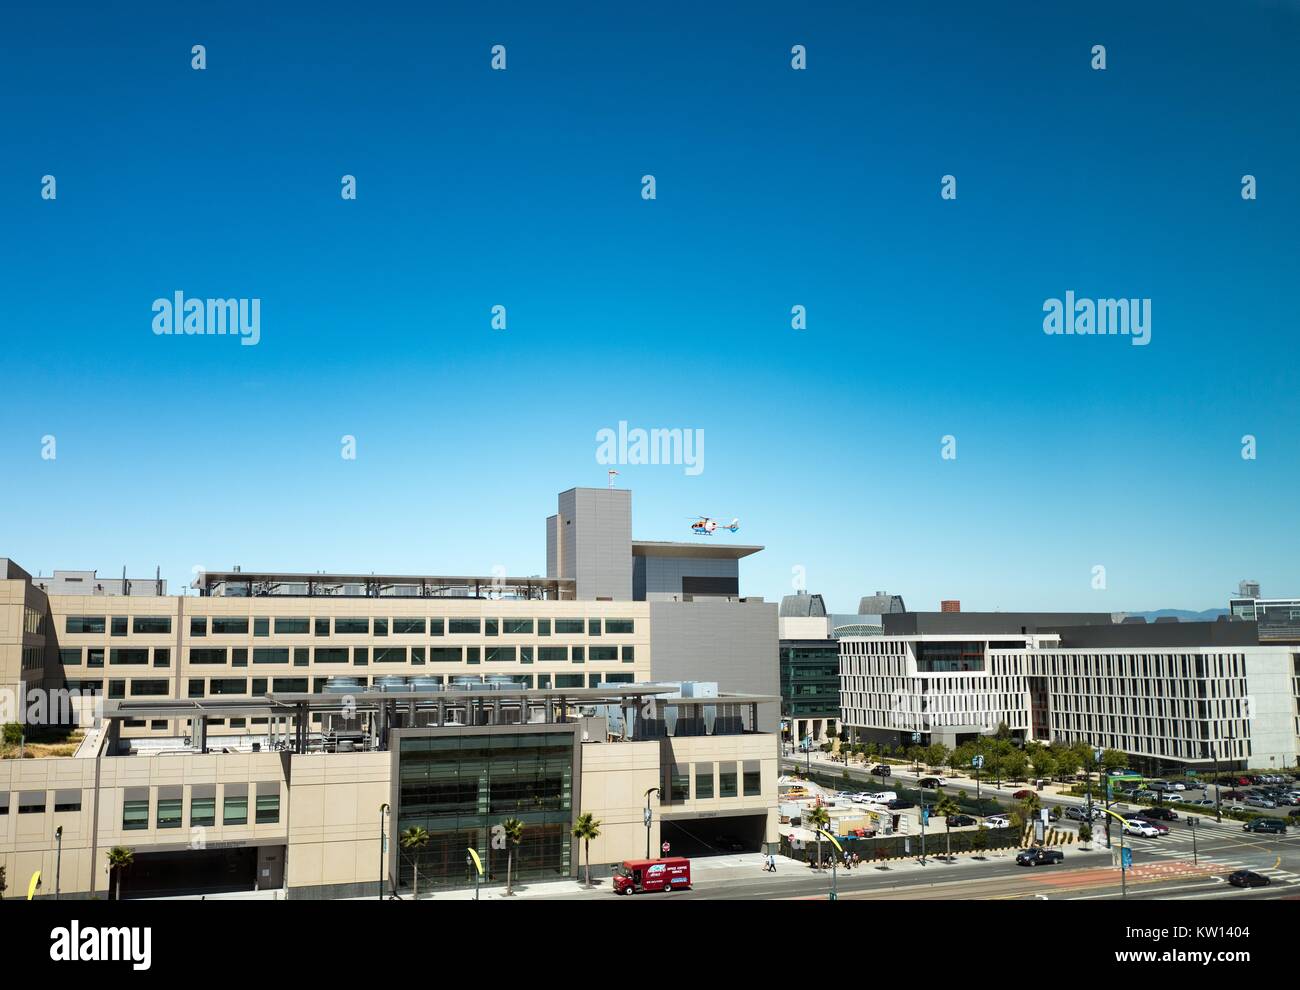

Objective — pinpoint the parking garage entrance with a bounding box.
[660,813,768,857]
[116,846,263,899]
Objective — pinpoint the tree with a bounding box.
[500,818,524,896]
[400,825,430,900]
[0,863,6,899]
[925,744,952,775]
[106,846,134,901]
[970,827,988,858]
[806,804,831,869]
[1101,749,1129,772]
[1078,822,1093,848]
[1002,750,1029,784]
[934,795,962,860]
[2,723,22,746]
[994,721,1011,740]
[907,745,922,773]
[1017,793,1041,843]
[572,813,602,888]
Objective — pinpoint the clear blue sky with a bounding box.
[2,1,1297,612]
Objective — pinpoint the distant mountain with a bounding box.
[1115,608,1229,622]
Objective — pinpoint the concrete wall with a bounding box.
[634,554,740,601]
[558,488,632,601]
[575,739,660,871]
[286,751,391,899]
[648,599,780,732]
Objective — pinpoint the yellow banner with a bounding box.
[466,847,484,876]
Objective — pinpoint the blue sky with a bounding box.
[1,1,1297,612]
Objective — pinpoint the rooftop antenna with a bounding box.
[608,469,619,489]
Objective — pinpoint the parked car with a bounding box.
[866,791,897,804]
[1065,806,1088,821]
[946,814,977,827]
[887,799,915,810]
[918,776,947,789]
[1131,789,1159,802]
[1016,848,1065,867]
[1139,807,1178,821]
[981,816,1011,829]
[1222,790,1247,801]
[1245,796,1277,809]
[1123,819,1161,837]
[870,765,892,776]
[1228,869,1271,888]
[1012,789,1034,800]
[1243,818,1287,835]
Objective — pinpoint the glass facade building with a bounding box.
[779,640,841,719]
[395,729,573,892]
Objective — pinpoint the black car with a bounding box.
[870,765,892,776]
[918,777,942,789]
[947,814,977,827]
[1243,818,1287,835]
[1016,848,1065,867]
[1228,870,1271,888]
[887,799,915,810]
[1139,807,1178,822]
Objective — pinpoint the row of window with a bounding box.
[59,648,171,668]
[0,790,82,815]
[666,761,763,802]
[65,615,637,637]
[122,785,279,830]
[59,644,637,667]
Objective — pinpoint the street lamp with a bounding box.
[54,826,63,900]
[378,803,390,901]
[644,787,661,859]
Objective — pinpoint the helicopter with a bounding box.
[690,516,740,536]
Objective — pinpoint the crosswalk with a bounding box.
[1120,825,1300,885]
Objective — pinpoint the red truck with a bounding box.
[612,857,691,895]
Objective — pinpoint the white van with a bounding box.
[866,791,897,804]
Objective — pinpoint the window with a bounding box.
[212,618,249,635]
[555,619,583,635]
[191,794,216,827]
[223,788,248,825]
[621,646,635,663]
[589,647,617,662]
[294,647,310,666]
[485,619,498,637]
[719,762,738,798]
[275,617,309,634]
[354,647,370,665]
[158,797,183,829]
[486,647,516,663]
[130,680,169,697]
[253,617,269,637]
[449,619,481,634]
[373,647,406,664]
[190,648,227,664]
[150,720,168,730]
[256,785,280,824]
[373,618,389,637]
[743,760,762,797]
[66,616,106,634]
[393,617,426,635]
[605,619,634,634]
[0,793,7,815]
[428,647,461,663]
[87,648,104,668]
[230,718,246,729]
[272,678,308,692]
[411,647,425,666]
[314,618,330,636]
[670,766,689,803]
[111,617,128,636]
[335,618,369,634]
[133,616,172,634]
[466,647,481,665]
[18,791,47,814]
[153,648,170,668]
[109,649,149,665]
[588,619,602,636]
[67,679,103,695]
[520,647,533,665]
[190,616,207,637]
[314,648,348,663]
[108,680,126,699]
[232,648,248,667]
[54,790,82,813]
[59,648,81,666]
[536,674,551,688]
[695,763,714,799]
[210,679,248,696]
[538,647,567,663]
[503,618,534,635]
[251,679,268,694]
[556,674,584,688]
[123,797,149,830]
[253,648,290,664]
[571,647,585,664]
[537,619,551,636]
[188,679,205,698]
[430,618,444,636]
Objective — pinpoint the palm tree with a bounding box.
[0,864,7,899]
[806,804,831,869]
[933,795,962,860]
[400,825,430,900]
[106,846,133,901]
[500,818,524,895]
[572,813,601,887]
